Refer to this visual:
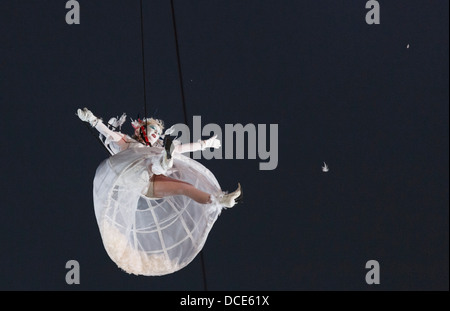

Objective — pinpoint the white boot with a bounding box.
[216,183,242,208]
[77,107,98,126]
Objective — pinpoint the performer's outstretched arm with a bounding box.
[77,107,124,142]
[94,120,124,142]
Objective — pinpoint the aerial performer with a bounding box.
[76,107,242,276]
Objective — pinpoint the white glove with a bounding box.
[77,108,98,126]
[200,135,221,150]
[164,125,176,136]
[108,113,127,129]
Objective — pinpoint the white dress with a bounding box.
[92,122,224,276]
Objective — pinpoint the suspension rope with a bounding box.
[170,0,208,291]
[170,0,189,126]
[139,0,148,120]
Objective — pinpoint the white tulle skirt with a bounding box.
[93,147,224,276]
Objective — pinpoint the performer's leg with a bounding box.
[152,175,211,204]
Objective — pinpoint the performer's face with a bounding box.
[147,124,162,145]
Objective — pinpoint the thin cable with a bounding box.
[139,0,148,120]
[170,0,208,291]
[170,0,189,126]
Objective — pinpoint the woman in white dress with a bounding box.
[77,107,241,276]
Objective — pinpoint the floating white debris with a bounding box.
[407,44,410,49]
[322,162,329,172]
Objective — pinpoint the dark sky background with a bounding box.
[1,1,448,291]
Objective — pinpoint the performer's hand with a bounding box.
[77,107,98,126]
[164,125,176,136]
[202,135,221,150]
